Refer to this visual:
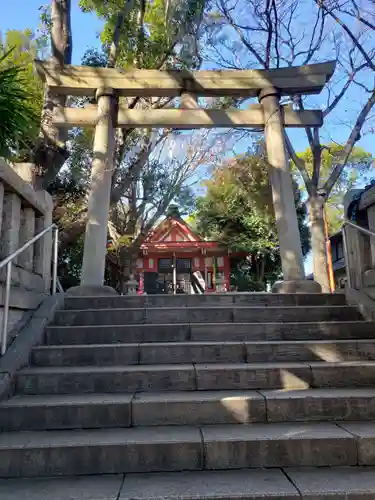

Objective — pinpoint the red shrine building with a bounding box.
[136,207,231,294]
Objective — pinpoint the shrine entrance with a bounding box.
[157,258,191,294]
[35,60,336,294]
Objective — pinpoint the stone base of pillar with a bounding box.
[66,285,118,296]
[272,280,322,294]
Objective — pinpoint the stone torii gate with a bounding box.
[35,60,336,294]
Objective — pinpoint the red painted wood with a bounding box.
[224,255,231,289]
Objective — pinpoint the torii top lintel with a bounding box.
[34,60,336,98]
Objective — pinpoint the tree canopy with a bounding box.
[194,143,310,290]
[294,144,373,235]
[0,30,44,159]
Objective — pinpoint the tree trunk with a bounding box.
[308,195,330,293]
[33,0,72,189]
[33,89,69,189]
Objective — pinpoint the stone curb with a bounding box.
[346,286,375,322]
[0,293,65,401]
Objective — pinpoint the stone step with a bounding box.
[16,364,197,394]
[52,305,362,327]
[121,467,375,500]
[15,361,375,395]
[31,342,245,366]
[0,474,125,500]
[261,387,375,423]
[3,388,375,431]
[0,422,370,477]
[0,469,300,500]
[0,426,202,478]
[196,361,375,390]
[133,388,375,426]
[45,320,374,345]
[63,292,347,310]
[2,467,375,500]
[132,387,375,427]
[31,339,375,366]
[283,466,375,499]
[0,393,133,431]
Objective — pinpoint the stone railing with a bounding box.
[343,185,375,293]
[0,159,53,339]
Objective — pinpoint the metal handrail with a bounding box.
[342,219,375,290]
[344,219,375,239]
[57,277,64,294]
[1,223,59,355]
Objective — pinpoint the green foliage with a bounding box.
[195,143,310,287]
[230,268,267,292]
[58,236,84,290]
[79,0,204,69]
[0,51,39,159]
[81,48,108,67]
[38,4,53,43]
[295,144,373,234]
[0,30,44,159]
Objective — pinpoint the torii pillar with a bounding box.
[259,88,321,293]
[68,87,118,296]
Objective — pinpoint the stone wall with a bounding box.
[0,160,53,344]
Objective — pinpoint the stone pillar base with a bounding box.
[272,280,322,294]
[66,285,118,296]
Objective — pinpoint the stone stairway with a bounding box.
[1,293,375,498]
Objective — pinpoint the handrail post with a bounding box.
[0,223,60,356]
[1,261,12,355]
[52,227,59,295]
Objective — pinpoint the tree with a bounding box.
[80,0,204,70]
[294,0,375,290]
[32,0,73,189]
[293,143,373,235]
[194,143,310,290]
[202,0,375,291]
[0,30,44,159]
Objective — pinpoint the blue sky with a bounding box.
[1,0,102,64]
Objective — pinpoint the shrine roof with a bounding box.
[141,208,222,250]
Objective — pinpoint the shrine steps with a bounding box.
[2,293,375,498]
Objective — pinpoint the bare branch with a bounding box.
[294,95,316,153]
[323,89,375,196]
[111,130,169,204]
[284,132,312,194]
[343,0,375,31]
[302,7,326,65]
[323,70,355,117]
[271,0,280,67]
[264,0,273,68]
[314,0,375,71]
[219,0,266,66]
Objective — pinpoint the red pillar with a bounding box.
[224,255,231,291]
